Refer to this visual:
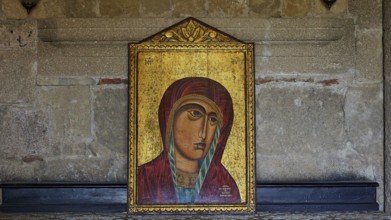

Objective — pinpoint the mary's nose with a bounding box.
[198,117,208,140]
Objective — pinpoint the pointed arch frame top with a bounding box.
[141,17,243,44]
[128,17,255,214]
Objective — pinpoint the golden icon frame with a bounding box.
[128,17,255,213]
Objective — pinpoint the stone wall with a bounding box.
[385,0,391,213]
[0,0,386,210]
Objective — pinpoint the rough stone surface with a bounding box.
[345,84,384,208]
[0,20,37,49]
[249,0,281,17]
[39,0,67,18]
[252,19,354,75]
[386,79,391,212]
[256,84,347,182]
[0,158,45,182]
[0,1,5,20]
[36,18,351,42]
[0,106,48,182]
[0,20,37,104]
[314,0,348,16]
[37,86,91,149]
[0,106,49,161]
[40,156,125,182]
[94,88,127,154]
[99,0,139,18]
[348,0,382,29]
[38,42,127,77]
[25,0,49,19]
[355,30,383,82]
[36,76,96,86]
[140,0,172,17]
[206,0,249,17]
[282,0,311,17]
[172,0,208,18]
[37,18,354,79]
[386,0,391,30]
[1,0,28,19]
[386,0,391,213]
[0,51,36,104]
[386,0,391,79]
[386,32,391,78]
[64,0,99,18]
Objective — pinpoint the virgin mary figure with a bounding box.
[137,77,240,204]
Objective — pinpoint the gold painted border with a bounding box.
[128,18,255,214]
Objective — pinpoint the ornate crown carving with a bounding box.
[148,18,238,43]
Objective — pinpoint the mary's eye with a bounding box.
[209,115,218,125]
[187,110,203,120]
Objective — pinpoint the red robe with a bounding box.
[137,153,241,203]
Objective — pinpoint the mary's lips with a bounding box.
[194,142,206,149]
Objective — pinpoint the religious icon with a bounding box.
[137,77,240,204]
[128,17,255,213]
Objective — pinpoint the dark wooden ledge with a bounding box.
[0,182,379,212]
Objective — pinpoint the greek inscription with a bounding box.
[145,57,153,65]
[218,185,232,198]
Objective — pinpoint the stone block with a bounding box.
[37,76,96,86]
[249,0,281,17]
[37,18,353,78]
[37,18,351,42]
[0,20,37,49]
[64,0,99,18]
[344,84,383,165]
[256,83,383,206]
[0,106,49,161]
[0,1,5,20]
[348,0,382,29]
[385,0,391,30]
[40,156,126,182]
[140,0,172,17]
[282,0,311,17]
[100,0,139,17]
[37,18,178,42]
[385,26,391,79]
[38,0,67,18]
[355,30,383,82]
[386,79,391,210]
[21,0,49,19]
[344,84,384,207]
[2,0,27,19]
[255,55,353,77]
[38,42,127,76]
[206,0,249,17]
[314,0,347,16]
[0,21,37,104]
[37,86,91,142]
[256,85,348,182]
[62,142,87,156]
[0,51,36,104]
[172,0,207,18]
[0,158,44,182]
[94,88,127,154]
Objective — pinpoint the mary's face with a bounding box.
[173,99,219,161]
